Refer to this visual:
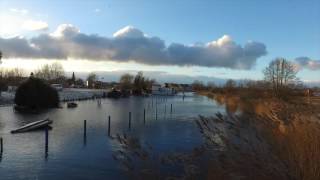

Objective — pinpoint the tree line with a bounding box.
[0,49,314,97]
[191,58,310,99]
[119,71,155,95]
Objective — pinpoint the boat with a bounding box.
[67,102,78,108]
[107,89,122,98]
[11,119,53,134]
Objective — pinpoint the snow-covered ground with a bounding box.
[0,88,109,106]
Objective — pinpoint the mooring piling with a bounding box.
[129,112,132,129]
[0,137,3,154]
[143,108,146,124]
[45,127,49,154]
[108,116,111,136]
[83,120,87,146]
[152,98,154,108]
[156,106,158,120]
[170,104,173,114]
[83,120,87,137]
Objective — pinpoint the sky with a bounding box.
[0,0,319,84]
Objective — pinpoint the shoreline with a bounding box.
[0,88,109,107]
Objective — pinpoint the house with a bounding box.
[51,84,63,91]
[152,84,176,96]
[7,86,18,92]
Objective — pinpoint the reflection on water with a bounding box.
[212,93,270,116]
[214,94,240,114]
[0,93,225,180]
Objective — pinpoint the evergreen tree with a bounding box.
[71,72,76,83]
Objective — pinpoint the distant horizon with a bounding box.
[1,65,320,87]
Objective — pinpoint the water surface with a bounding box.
[0,93,225,180]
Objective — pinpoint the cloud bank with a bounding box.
[0,24,267,69]
[294,57,320,71]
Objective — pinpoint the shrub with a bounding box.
[14,77,59,108]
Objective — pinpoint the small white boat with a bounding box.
[11,119,53,134]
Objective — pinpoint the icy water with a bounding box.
[0,93,225,180]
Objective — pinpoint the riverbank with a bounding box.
[196,90,320,180]
[0,88,109,106]
[198,90,319,115]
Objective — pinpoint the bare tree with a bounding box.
[263,58,298,95]
[0,50,2,64]
[207,81,216,90]
[192,80,205,91]
[0,67,25,96]
[0,51,3,96]
[119,73,134,90]
[225,79,236,89]
[133,71,145,93]
[35,62,65,82]
[50,62,65,80]
[86,72,98,88]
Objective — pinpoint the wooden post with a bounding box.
[84,120,87,137]
[0,137,3,154]
[45,127,49,154]
[170,104,173,114]
[128,112,131,130]
[143,108,146,124]
[83,120,87,146]
[156,106,158,120]
[152,98,154,108]
[108,116,111,136]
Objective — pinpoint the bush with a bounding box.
[14,77,59,108]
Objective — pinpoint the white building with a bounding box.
[51,84,63,91]
[7,86,18,92]
[152,84,176,96]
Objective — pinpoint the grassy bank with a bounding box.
[197,90,320,180]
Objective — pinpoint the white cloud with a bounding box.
[113,26,145,38]
[22,20,48,31]
[207,35,233,47]
[9,8,29,15]
[0,9,48,37]
[50,24,79,37]
[94,8,101,13]
[0,24,268,69]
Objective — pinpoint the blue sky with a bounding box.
[0,0,319,83]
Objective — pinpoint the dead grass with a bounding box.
[200,91,320,180]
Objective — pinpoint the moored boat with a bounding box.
[67,102,78,108]
[11,119,53,134]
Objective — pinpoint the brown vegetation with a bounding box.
[112,87,320,179]
[198,90,320,180]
